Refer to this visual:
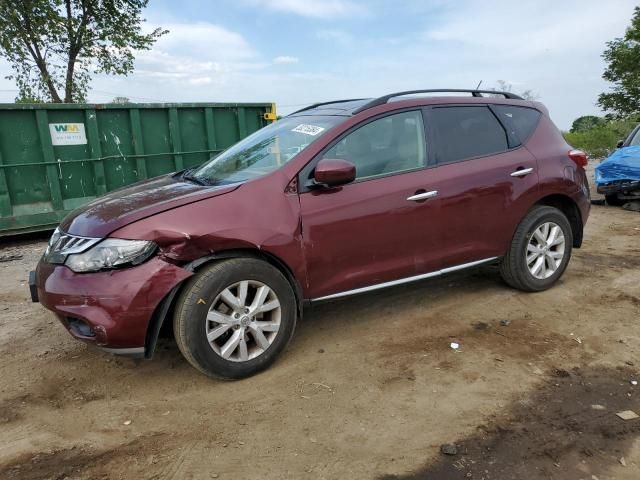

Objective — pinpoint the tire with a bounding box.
[605,194,625,206]
[173,258,297,379]
[500,206,573,292]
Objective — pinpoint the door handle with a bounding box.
[407,190,438,201]
[510,167,534,177]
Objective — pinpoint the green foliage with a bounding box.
[0,0,167,103]
[110,96,131,104]
[570,115,606,133]
[563,117,638,158]
[14,95,44,104]
[598,6,640,117]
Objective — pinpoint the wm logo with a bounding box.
[54,124,80,133]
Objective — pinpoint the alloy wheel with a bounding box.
[525,221,566,280]
[205,280,281,362]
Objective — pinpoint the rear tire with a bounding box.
[173,258,297,379]
[500,206,573,292]
[605,194,625,206]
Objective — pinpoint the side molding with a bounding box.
[311,257,498,302]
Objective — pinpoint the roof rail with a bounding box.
[289,98,367,116]
[352,89,524,114]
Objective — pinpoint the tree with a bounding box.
[0,0,167,103]
[570,115,605,133]
[110,96,130,104]
[598,6,640,117]
[490,80,539,101]
[563,116,637,158]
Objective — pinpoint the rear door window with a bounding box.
[430,106,508,164]
[493,105,541,145]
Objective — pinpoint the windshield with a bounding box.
[629,128,640,146]
[191,115,344,185]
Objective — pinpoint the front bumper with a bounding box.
[32,256,192,354]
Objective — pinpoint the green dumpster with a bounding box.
[0,102,276,236]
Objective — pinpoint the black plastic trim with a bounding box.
[28,270,38,303]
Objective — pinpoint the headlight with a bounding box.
[65,239,156,273]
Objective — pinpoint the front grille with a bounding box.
[44,228,101,264]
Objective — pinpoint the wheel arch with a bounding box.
[534,193,583,248]
[186,249,304,309]
[144,248,304,359]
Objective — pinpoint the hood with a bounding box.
[60,174,240,238]
[595,145,640,185]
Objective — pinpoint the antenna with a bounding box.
[475,80,483,89]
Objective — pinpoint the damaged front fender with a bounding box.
[110,174,307,285]
[109,174,308,357]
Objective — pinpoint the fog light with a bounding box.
[67,317,95,337]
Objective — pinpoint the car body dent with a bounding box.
[35,256,192,348]
[60,173,241,238]
[110,169,308,291]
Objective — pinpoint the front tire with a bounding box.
[500,206,573,292]
[173,258,297,379]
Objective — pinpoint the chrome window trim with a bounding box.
[311,257,498,302]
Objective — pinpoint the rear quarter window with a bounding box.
[430,106,508,164]
[493,105,541,145]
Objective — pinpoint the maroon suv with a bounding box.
[31,89,590,378]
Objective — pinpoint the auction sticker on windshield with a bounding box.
[292,124,325,136]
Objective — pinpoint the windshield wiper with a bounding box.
[181,167,209,186]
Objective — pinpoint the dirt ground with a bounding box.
[1,166,639,479]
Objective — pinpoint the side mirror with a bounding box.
[313,158,356,187]
[617,139,624,148]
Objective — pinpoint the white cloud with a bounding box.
[273,55,299,64]
[128,22,264,91]
[245,0,365,18]
[316,29,354,45]
[404,0,638,127]
[145,22,255,61]
[187,77,214,86]
[0,0,630,131]
[423,1,628,58]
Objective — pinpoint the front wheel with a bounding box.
[173,258,297,379]
[500,206,573,292]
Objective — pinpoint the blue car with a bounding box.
[595,124,640,205]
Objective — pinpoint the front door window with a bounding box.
[322,110,426,180]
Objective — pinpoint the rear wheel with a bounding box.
[605,194,625,206]
[173,258,297,379]
[500,206,573,292]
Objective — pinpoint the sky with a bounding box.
[0,0,637,129]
